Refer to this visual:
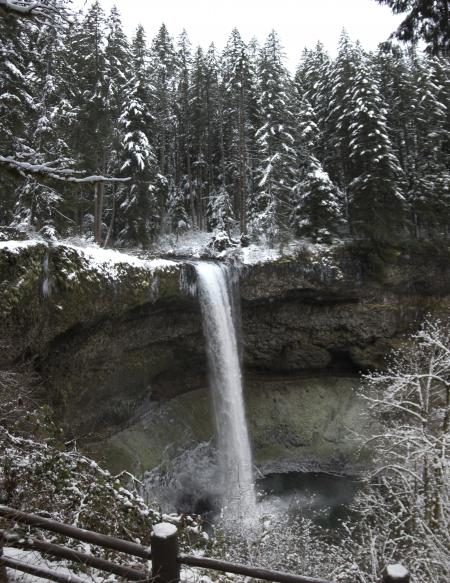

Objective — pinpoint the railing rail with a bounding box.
[180,554,332,583]
[0,505,151,559]
[0,531,146,581]
[0,505,410,583]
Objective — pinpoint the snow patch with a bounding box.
[152,522,178,539]
[386,564,409,579]
[59,241,177,279]
[239,243,283,265]
[4,548,93,583]
[0,240,40,253]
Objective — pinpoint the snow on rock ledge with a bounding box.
[0,239,42,253]
[0,239,182,363]
[57,241,177,282]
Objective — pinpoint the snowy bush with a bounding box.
[205,509,344,582]
[338,317,450,583]
[0,356,205,575]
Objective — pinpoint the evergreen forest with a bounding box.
[1,0,449,247]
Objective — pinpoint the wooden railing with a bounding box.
[0,505,410,583]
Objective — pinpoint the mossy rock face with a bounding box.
[246,375,374,474]
[88,375,372,478]
[0,242,49,362]
[0,242,184,362]
[0,241,193,437]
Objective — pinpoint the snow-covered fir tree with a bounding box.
[0,11,34,224]
[289,91,342,240]
[104,5,131,164]
[347,51,405,240]
[291,155,342,242]
[118,26,159,246]
[408,54,450,236]
[1,6,449,245]
[222,29,256,233]
[166,178,189,237]
[175,30,196,228]
[251,31,297,241]
[295,42,331,163]
[150,23,178,230]
[324,31,360,216]
[207,184,234,233]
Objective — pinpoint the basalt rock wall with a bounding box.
[1,240,450,445]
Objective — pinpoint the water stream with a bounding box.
[195,262,256,518]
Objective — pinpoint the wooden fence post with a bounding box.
[151,523,180,583]
[382,564,410,583]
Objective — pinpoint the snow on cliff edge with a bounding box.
[0,238,178,281]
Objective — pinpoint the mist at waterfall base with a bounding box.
[143,261,358,531]
[143,441,358,530]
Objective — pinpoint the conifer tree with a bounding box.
[348,52,405,239]
[104,6,131,157]
[376,0,449,57]
[324,31,359,202]
[290,95,342,241]
[408,54,450,235]
[207,185,234,233]
[70,1,109,174]
[150,23,178,229]
[203,44,222,215]
[374,46,417,181]
[251,31,297,240]
[222,29,256,233]
[118,26,159,246]
[190,46,209,230]
[166,179,189,237]
[0,12,33,224]
[175,30,195,227]
[99,7,133,240]
[14,13,73,231]
[295,42,331,162]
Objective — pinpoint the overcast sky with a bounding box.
[73,0,402,71]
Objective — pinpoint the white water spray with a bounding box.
[195,262,256,517]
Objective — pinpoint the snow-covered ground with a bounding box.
[155,230,322,266]
[4,548,98,583]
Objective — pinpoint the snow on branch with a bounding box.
[0,156,131,184]
[0,0,55,16]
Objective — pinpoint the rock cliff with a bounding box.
[1,238,449,474]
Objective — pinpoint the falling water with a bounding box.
[195,262,256,518]
[42,252,51,298]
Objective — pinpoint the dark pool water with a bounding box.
[256,471,360,529]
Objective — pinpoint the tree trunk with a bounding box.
[94,182,104,244]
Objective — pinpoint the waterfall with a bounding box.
[42,252,51,298]
[195,262,256,518]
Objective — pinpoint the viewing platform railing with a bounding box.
[0,505,410,583]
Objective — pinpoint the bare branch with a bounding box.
[0,156,131,184]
